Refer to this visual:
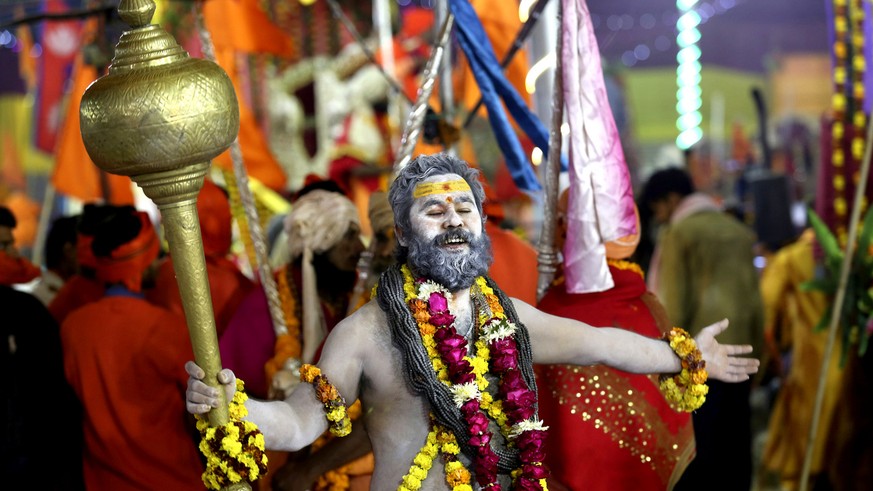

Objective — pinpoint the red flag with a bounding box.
[34,0,82,153]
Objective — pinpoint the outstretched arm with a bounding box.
[513,299,759,382]
[185,307,372,452]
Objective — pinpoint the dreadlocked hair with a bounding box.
[376,264,540,473]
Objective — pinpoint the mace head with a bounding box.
[79,0,239,183]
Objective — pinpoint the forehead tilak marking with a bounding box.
[412,179,471,199]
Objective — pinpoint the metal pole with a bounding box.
[31,182,55,266]
[393,14,454,173]
[535,1,563,302]
[194,5,287,338]
[436,0,456,156]
[461,0,552,130]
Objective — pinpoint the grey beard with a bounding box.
[406,229,493,291]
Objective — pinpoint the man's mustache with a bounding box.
[432,229,475,247]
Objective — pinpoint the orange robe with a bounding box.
[536,264,695,490]
[148,255,254,337]
[48,274,105,324]
[486,221,538,305]
[61,295,203,490]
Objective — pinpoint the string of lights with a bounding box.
[676,0,703,149]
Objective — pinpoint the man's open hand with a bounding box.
[694,319,760,382]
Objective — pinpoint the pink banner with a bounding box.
[561,0,637,293]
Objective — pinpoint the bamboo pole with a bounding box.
[535,3,563,302]
[798,111,873,491]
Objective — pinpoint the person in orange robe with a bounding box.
[148,179,254,336]
[61,209,203,490]
[481,180,538,304]
[48,204,120,323]
[536,192,695,490]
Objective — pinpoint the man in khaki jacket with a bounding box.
[644,167,764,491]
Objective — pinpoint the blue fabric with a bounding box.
[448,0,566,192]
[104,284,144,299]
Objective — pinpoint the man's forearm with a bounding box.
[245,394,329,452]
[590,327,683,375]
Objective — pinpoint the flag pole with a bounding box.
[535,3,563,302]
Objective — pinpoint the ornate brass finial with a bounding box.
[117,0,156,28]
[80,0,239,436]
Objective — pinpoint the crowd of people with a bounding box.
[1,152,868,491]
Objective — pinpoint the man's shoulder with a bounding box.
[674,210,753,237]
[332,299,389,337]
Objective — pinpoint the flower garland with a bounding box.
[195,378,269,489]
[829,0,869,245]
[300,364,352,437]
[658,327,709,412]
[606,258,645,280]
[221,167,259,271]
[265,267,303,384]
[397,265,549,491]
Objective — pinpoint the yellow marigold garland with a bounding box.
[195,379,269,490]
[606,259,644,279]
[658,327,709,412]
[300,364,352,437]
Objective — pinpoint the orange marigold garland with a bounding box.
[301,364,352,437]
[265,267,303,384]
[658,327,709,412]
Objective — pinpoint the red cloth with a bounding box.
[486,221,538,305]
[198,179,233,258]
[148,181,253,335]
[536,265,694,490]
[0,250,41,285]
[61,296,203,490]
[219,287,277,399]
[47,274,105,324]
[148,255,254,337]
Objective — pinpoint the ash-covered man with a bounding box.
[186,153,759,490]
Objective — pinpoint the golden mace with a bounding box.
[79,0,237,438]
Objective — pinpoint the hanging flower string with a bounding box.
[195,378,269,490]
[265,267,303,384]
[398,265,549,490]
[658,327,709,412]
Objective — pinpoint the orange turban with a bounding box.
[95,211,160,293]
[197,179,232,258]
